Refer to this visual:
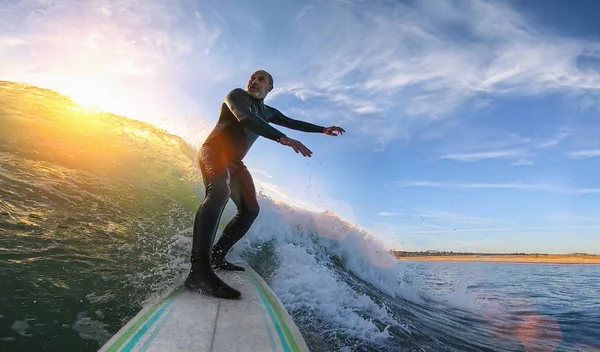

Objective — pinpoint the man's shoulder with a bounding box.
[226,88,248,97]
[264,103,279,113]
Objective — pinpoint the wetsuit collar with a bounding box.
[246,90,265,104]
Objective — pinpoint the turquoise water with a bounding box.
[1,82,598,352]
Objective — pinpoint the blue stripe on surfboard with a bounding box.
[139,300,176,352]
[247,271,291,352]
[121,291,180,352]
[252,281,278,352]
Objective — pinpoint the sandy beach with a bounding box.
[394,254,600,264]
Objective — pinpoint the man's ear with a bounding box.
[268,85,273,92]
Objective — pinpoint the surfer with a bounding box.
[184,70,345,299]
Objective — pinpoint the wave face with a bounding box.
[1,82,597,352]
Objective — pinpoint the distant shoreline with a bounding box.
[392,253,600,264]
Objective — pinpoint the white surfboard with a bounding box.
[98,264,309,352]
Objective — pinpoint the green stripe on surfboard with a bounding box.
[247,267,302,352]
[105,288,181,352]
[247,273,291,352]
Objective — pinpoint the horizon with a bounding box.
[2,0,600,254]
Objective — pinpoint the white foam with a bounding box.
[270,242,396,345]
[222,194,429,346]
[234,194,423,304]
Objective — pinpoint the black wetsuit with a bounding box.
[186,88,325,298]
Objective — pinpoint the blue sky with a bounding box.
[2,0,600,253]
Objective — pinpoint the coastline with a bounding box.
[394,254,600,264]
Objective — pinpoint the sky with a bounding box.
[2,0,600,254]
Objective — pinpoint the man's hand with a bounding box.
[278,136,313,157]
[323,126,345,136]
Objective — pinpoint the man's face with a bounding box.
[246,71,272,99]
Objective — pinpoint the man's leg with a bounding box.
[212,165,260,271]
[184,147,241,299]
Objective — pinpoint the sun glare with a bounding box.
[63,80,122,113]
[66,83,109,112]
[47,77,154,124]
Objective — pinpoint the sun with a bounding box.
[31,74,170,134]
[65,80,110,112]
[51,77,147,121]
[65,82,107,110]
[60,79,123,114]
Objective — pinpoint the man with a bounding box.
[184,70,345,299]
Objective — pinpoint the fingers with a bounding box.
[291,141,312,157]
[283,138,312,157]
[325,126,345,136]
[300,144,313,157]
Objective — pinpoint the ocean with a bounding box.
[1,81,599,352]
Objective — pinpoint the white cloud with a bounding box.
[537,132,570,148]
[432,129,574,165]
[378,209,495,225]
[440,149,522,162]
[512,159,536,166]
[377,211,395,216]
[391,181,444,188]
[575,188,600,194]
[391,181,600,195]
[390,180,561,192]
[354,106,383,115]
[567,149,600,159]
[403,225,600,234]
[412,210,494,225]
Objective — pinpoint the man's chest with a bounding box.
[248,103,274,122]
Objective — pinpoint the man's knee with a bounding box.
[244,204,260,220]
[206,181,231,202]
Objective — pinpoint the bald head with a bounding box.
[246,70,273,99]
[264,71,274,87]
[254,70,273,86]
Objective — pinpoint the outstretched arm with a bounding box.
[225,88,286,142]
[270,108,326,133]
[271,108,346,137]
